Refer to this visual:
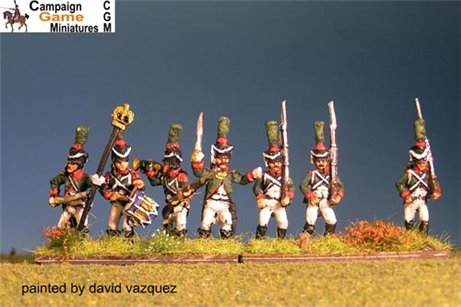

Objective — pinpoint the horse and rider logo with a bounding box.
[2,0,29,32]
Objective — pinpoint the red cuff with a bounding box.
[256,194,265,200]
[192,161,204,170]
[287,191,295,199]
[131,170,141,180]
[336,189,345,198]
[145,170,156,179]
[49,188,59,197]
[177,172,188,182]
[400,190,410,198]
[103,190,114,200]
[246,170,255,182]
[305,192,315,200]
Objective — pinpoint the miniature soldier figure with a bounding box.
[100,131,145,238]
[190,115,262,239]
[253,120,295,239]
[396,119,442,235]
[49,126,95,231]
[136,123,191,237]
[300,121,344,236]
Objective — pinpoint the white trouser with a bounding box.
[107,202,132,232]
[306,197,337,225]
[259,199,288,229]
[163,205,189,231]
[201,199,232,232]
[57,205,83,229]
[404,187,429,223]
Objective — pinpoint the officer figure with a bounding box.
[191,116,262,239]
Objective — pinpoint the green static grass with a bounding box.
[245,238,304,254]
[399,230,452,251]
[301,235,359,255]
[35,220,452,258]
[34,233,451,258]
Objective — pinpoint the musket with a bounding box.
[328,101,339,201]
[414,98,438,188]
[51,191,89,207]
[77,103,134,231]
[279,100,290,201]
[169,178,205,206]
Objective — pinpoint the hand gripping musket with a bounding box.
[170,112,205,206]
[328,101,339,202]
[280,100,290,202]
[52,191,89,206]
[169,178,205,207]
[415,98,439,191]
[77,104,135,231]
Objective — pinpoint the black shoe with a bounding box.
[174,229,187,238]
[303,223,315,235]
[162,223,175,236]
[124,230,136,238]
[106,229,121,236]
[197,228,211,238]
[405,220,415,231]
[255,225,268,239]
[277,228,287,239]
[419,221,429,236]
[324,223,336,236]
[219,229,233,239]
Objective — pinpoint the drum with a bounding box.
[125,191,159,227]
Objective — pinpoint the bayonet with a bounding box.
[328,101,339,202]
[280,100,290,202]
[195,112,204,153]
[191,112,204,163]
[414,98,438,185]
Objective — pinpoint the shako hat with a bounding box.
[163,122,183,167]
[211,116,234,161]
[409,119,429,162]
[111,130,131,162]
[67,125,90,168]
[310,121,329,163]
[262,120,282,165]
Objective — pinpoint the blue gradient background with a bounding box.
[1,1,459,253]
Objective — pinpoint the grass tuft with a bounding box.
[245,238,302,254]
[34,220,453,258]
[303,235,358,255]
[179,236,245,255]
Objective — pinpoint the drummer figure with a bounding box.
[100,131,145,238]
[135,123,192,237]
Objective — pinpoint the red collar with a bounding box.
[412,166,426,175]
[316,166,330,174]
[268,168,281,176]
[72,169,85,180]
[115,168,129,176]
